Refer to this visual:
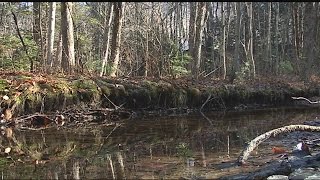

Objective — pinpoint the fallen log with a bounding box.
[237,125,320,165]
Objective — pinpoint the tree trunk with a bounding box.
[267,2,272,73]
[193,2,207,78]
[55,31,62,69]
[275,2,279,75]
[33,2,41,48]
[247,2,255,78]
[61,2,75,74]
[46,2,56,73]
[109,2,125,77]
[33,2,41,70]
[292,3,300,73]
[221,2,226,79]
[302,2,316,81]
[188,2,197,72]
[231,2,241,82]
[100,3,114,77]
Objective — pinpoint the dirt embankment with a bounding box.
[1,71,320,118]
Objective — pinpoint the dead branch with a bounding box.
[11,9,34,72]
[200,93,212,112]
[292,97,320,104]
[237,125,320,165]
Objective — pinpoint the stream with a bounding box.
[1,107,320,179]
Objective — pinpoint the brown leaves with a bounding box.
[271,147,287,154]
[1,108,12,121]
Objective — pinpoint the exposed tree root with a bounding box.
[237,125,320,165]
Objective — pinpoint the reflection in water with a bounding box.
[0,107,319,179]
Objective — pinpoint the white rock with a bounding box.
[2,95,9,100]
[4,147,11,154]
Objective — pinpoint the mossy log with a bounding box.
[237,125,320,165]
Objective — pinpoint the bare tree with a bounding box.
[61,2,75,74]
[46,2,56,72]
[267,2,272,73]
[302,2,316,81]
[221,2,226,79]
[247,2,255,78]
[231,2,241,81]
[193,2,207,78]
[100,3,114,77]
[109,2,125,77]
[188,2,197,72]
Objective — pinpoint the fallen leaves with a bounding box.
[271,147,287,154]
[1,108,13,121]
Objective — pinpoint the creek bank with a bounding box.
[1,71,320,119]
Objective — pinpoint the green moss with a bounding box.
[143,80,158,100]
[187,87,201,107]
[53,80,72,93]
[71,79,100,102]
[0,79,8,91]
[172,88,187,107]
[24,93,43,113]
[0,157,9,168]
[101,87,111,96]
[38,82,54,91]
[43,92,57,111]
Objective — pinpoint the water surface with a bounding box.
[1,107,320,179]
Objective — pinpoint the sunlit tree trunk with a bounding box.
[61,2,75,74]
[100,3,114,77]
[247,2,255,78]
[46,2,56,72]
[109,2,125,77]
[221,2,226,79]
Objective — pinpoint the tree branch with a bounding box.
[11,9,34,71]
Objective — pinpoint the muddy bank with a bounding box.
[1,71,320,118]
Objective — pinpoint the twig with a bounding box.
[15,114,54,123]
[200,94,213,112]
[204,66,222,78]
[105,123,122,140]
[200,111,213,125]
[292,97,320,104]
[96,123,122,154]
[18,126,52,131]
[102,93,120,110]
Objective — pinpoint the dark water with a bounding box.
[1,107,320,179]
